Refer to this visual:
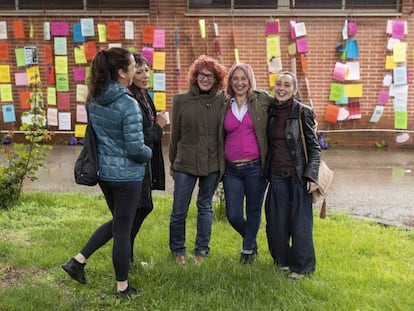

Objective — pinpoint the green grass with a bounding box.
[0,192,413,311]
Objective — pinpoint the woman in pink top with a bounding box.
[220,63,273,264]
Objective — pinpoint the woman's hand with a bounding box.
[307,181,319,193]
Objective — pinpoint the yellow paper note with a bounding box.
[98,24,107,43]
[266,35,281,61]
[47,87,56,105]
[55,56,68,74]
[76,84,88,102]
[153,92,166,110]
[0,64,11,82]
[385,55,397,69]
[74,124,87,138]
[74,46,87,64]
[199,19,206,39]
[0,84,13,101]
[288,43,296,56]
[153,51,166,70]
[344,84,363,98]
[26,66,41,83]
[234,48,239,64]
[268,73,278,87]
[393,42,407,63]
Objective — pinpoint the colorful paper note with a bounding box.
[2,104,16,123]
[324,104,340,123]
[47,108,58,126]
[80,18,95,37]
[265,20,279,35]
[51,22,69,36]
[107,21,120,40]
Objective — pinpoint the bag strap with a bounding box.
[299,105,327,219]
[298,105,308,164]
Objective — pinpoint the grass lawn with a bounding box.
[0,192,413,311]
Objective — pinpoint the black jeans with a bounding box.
[80,180,142,281]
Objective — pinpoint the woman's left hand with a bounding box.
[307,181,319,193]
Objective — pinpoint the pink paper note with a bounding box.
[76,104,87,123]
[377,91,389,105]
[392,20,405,39]
[51,22,69,36]
[153,29,165,48]
[73,67,86,81]
[265,21,279,35]
[289,21,296,40]
[296,38,307,53]
[57,92,70,110]
[348,22,358,36]
[15,72,28,86]
[141,47,154,65]
[332,62,348,82]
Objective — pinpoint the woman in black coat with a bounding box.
[129,53,168,263]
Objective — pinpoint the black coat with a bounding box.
[130,85,166,190]
[265,98,320,184]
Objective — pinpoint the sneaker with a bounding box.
[62,258,86,284]
[289,272,304,280]
[280,266,290,273]
[115,285,138,298]
[240,253,256,265]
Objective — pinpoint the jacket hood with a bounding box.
[93,81,130,106]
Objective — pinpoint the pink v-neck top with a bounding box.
[224,106,260,162]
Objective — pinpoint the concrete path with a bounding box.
[17,145,414,230]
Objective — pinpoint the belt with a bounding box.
[230,159,260,167]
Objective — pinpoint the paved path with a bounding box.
[18,145,414,230]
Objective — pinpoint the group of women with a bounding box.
[61,48,321,298]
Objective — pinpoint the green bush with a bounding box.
[0,106,51,209]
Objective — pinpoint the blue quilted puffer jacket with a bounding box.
[86,81,152,182]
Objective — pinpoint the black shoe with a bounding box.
[115,285,138,298]
[62,258,86,284]
[240,253,256,265]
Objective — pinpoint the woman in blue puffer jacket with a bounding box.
[62,47,152,298]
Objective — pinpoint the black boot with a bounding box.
[62,258,87,284]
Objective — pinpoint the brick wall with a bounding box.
[1,0,413,147]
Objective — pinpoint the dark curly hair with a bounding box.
[188,55,227,90]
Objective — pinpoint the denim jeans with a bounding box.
[265,171,315,274]
[223,159,267,253]
[169,171,219,257]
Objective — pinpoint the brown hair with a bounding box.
[87,47,132,101]
[188,55,227,90]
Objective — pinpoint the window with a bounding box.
[2,0,149,11]
[291,0,399,10]
[189,0,277,9]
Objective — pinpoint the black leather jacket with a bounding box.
[265,98,320,184]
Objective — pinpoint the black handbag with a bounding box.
[74,115,99,186]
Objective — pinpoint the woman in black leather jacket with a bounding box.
[264,71,321,280]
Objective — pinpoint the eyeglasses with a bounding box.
[197,72,215,81]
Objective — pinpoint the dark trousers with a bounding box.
[80,180,142,281]
[265,171,315,274]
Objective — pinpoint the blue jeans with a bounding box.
[169,171,219,257]
[265,171,315,274]
[223,159,267,253]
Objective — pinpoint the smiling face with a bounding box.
[274,73,298,103]
[231,68,250,98]
[133,63,150,90]
[196,69,216,92]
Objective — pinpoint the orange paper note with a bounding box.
[142,25,155,44]
[13,20,25,39]
[324,104,340,123]
[107,21,121,40]
[0,43,9,61]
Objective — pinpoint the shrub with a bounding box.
[0,105,51,209]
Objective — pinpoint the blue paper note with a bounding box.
[73,23,86,43]
[346,39,359,58]
[2,104,16,122]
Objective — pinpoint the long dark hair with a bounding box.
[87,47,132,101]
